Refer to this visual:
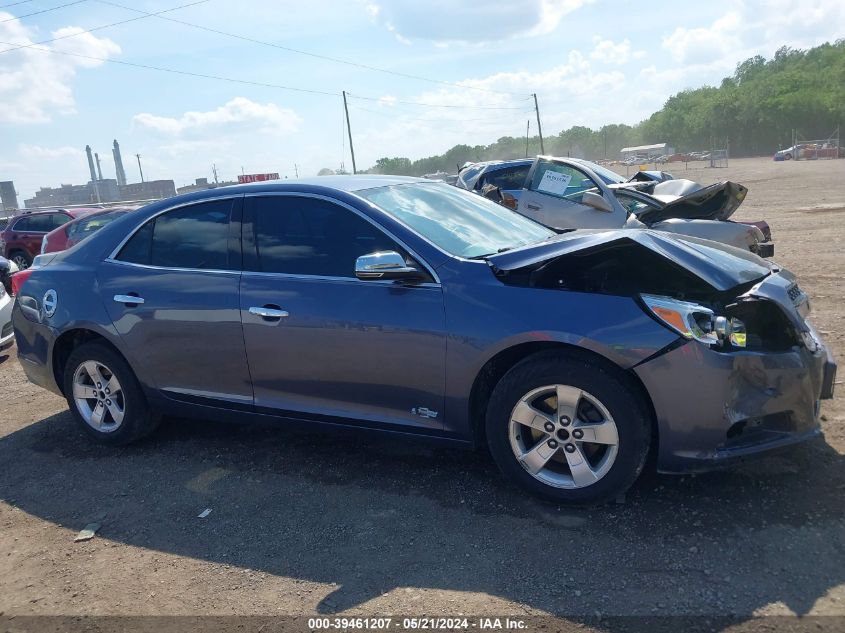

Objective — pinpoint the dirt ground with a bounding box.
[0,156,844,629]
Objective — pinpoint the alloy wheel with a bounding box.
[11,254,29,270]
[508,384,619,489]
[72,360,126,432]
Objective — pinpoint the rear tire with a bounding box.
[63,342,159,445]
[485,351,651,506]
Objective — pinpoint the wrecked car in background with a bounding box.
[460,156,773,256]
[12,177,835,505]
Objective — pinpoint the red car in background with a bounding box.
[0,207,100,270]
[41,207,136,254]
[10,207,138,295]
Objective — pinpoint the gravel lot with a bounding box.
[0,157,843,628]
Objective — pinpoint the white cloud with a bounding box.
[663,11,741,65]
[363,0,591,44]
[18,144,83,160]
[132,97,302,136]
[590,37,645,64]
[0,18,120,124]
[663,1,845,66]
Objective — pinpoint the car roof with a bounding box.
[237,175,424,193]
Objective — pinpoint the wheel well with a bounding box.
[52,329,123,395]
[468,342,658,455]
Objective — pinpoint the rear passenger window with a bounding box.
[480,166,529,191]
[14,215,53,232]
[244,196,400,277]
[116,200,233,269]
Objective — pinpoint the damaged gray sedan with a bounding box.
[12,178,835,504]
[462,156,774,256]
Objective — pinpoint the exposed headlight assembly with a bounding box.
[641,294,746,348]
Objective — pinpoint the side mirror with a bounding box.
[355,251,424,282]
[582,191,613,213]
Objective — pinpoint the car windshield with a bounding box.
[572,159,626,184]
[359,181,555,258]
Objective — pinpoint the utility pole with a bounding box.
[294,163,299,178]
[533,93,545,155]
[342,90,357,174]
[136,154,145,182]
[525,120,530,157]
[212,164,219,184]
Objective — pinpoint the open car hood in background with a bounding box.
[632,180,748,223]
[488,229,773,293]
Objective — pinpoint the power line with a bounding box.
[0,0,211,55]
[0,1,37,9]
[346,92,530,110]
[0,0,86,23]
[92,0,531,98]
[0,37,341,96]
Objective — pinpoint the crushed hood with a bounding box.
[488,229,773,292]
[616,180,748,223]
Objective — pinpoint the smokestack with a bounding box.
[94,153,104,181]
[112,139,127,186]
[85,145,97,182]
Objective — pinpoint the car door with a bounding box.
[98,197,254,407]
[518,158,625,229]
[239,194,446,430]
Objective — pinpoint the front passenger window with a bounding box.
[529,161,600,204]
[244,196,403,277]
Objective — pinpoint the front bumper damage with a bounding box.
[635,270,836,473]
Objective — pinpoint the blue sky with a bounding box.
[1,0,843,202]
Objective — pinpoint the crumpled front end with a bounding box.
[634,270,836,472]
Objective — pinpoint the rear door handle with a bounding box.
[248,305,289,321]
[114,294,145,305]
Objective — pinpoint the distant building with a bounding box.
[25,180,120,208]
[177,177,238,195]
[0,181,19,214]
[119,180,176,201]
[24,179,175,208]
[620,143,674,159]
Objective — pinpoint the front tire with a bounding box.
[485,351,651,505]
[10,250,31,270]
[63,342,159,445]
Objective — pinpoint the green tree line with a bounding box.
[362,40,845,176]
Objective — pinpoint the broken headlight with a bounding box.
[641,295,746,348]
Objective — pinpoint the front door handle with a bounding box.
[114,294,145,305]
[248,305,289,321]
[526,203,541,210]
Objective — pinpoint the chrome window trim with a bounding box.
[103,258,240,276]
[106,195,243,263]
[104,191,442,284]
[241,191,441,284]
[240,269,440,288]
